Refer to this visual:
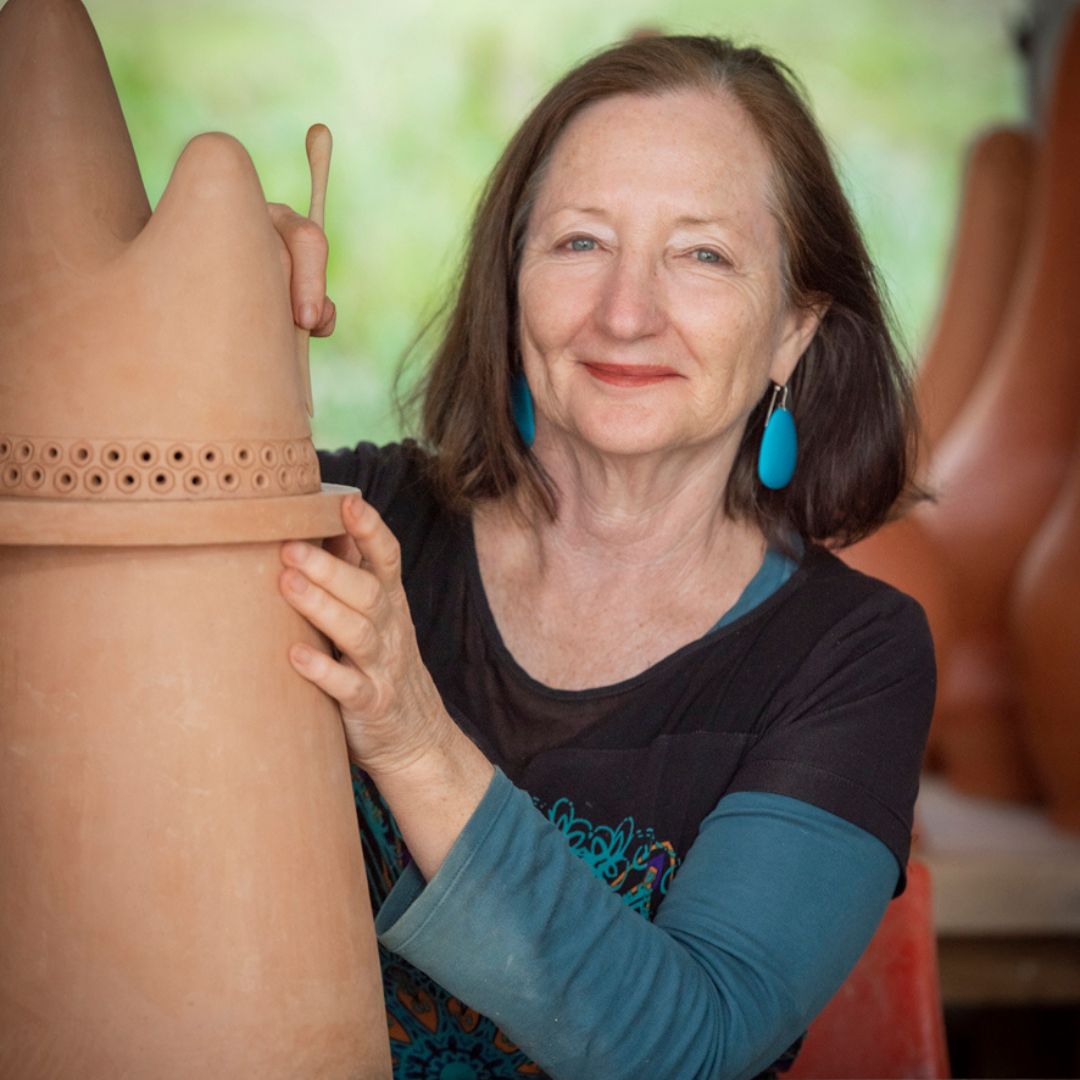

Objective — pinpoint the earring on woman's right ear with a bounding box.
[510,370,536,448]
[757,382,797,490]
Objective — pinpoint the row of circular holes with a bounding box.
[1,463,319,495]
[0,439,315,470]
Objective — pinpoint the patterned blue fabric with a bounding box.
[537,795,680,919]
[355,768,685,1077]
[371,773,896,1080]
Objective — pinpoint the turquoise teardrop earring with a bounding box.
[510,370,536,448]
[757,382,797,490]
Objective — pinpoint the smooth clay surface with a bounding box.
[0,544,389,1078]
[917,8,1080,802]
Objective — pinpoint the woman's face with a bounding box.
[517,88,821,463]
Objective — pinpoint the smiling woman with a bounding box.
[419,38,917,551]
[516,89,820,477]
[276,33,935,1080]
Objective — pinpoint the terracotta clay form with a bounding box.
[915,126,1035,459]
[917,7,1080,802]
[840,129,1035,769]
[1012,437,1080,830]
[0,1,390,1075]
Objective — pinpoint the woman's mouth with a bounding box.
[582,362,681,387]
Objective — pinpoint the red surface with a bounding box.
[787,861,950,1079]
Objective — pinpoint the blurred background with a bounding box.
[88,0,1024,449]
[86,1,1080,1076]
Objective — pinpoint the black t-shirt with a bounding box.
[318,440,935,894]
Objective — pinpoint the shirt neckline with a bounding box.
[464,516,811,702]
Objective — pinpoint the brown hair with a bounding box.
[407,34,921,547]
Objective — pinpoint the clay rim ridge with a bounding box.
[0,484,357,547]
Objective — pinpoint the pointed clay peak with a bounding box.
[0,2,314,459]
[115,131,308,440]
[0,0,150,300]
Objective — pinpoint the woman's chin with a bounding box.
[556,412,689,460]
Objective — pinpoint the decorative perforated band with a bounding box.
[0,435,321,500]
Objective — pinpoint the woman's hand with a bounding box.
[280,494,494,879]
[268,201,337,337]
[279,493,452,777]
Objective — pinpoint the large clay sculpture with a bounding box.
[1012,433,1080,830]
[914,126,1035,460]
[842,128,1035,769]
[0,1,390,1075]
[838,127,1035,769]
[917,6,1080,802]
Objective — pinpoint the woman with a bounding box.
[273,35,933,1080]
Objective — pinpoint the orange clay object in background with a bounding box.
[0,1,390,1075]
[1012,430,1080,831]
[839,127,1036,771]
[916,7,1080,803]
[915,127,1036,462]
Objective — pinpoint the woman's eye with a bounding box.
[566,236,597,252]
[692,248,725,264]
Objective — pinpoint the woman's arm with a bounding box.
[376,771,896,1080]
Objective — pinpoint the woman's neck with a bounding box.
[473,439,768,689]
[515,433,763,577]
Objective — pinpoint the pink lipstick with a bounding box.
[583,362,680,387]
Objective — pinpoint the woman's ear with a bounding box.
[768,295,830,386]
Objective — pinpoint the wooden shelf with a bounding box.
[915,774,1080,1005]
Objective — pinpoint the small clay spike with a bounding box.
[306,123,333,227]
[297,123,333,417]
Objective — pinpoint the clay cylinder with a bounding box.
[0,532,389,1077]
[915,126,1035,460]
[918,7,1080,801]
[848,130,1034,770]
[1011,436,1080,831]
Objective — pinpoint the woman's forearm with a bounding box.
[376,775,896,1080]
[366,721,495,881]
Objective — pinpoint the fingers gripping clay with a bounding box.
[0,1,391,1075]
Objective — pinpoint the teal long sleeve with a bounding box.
[375,770,897,1080]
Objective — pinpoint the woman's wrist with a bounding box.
[367,720,496,882]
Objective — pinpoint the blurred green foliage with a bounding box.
[87,0,1024,449]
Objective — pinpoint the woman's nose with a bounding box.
[592,251,666,341]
